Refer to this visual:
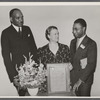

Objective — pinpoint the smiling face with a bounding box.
[10,10,24,27]
[72,23,86,38]
[48,28,59,43]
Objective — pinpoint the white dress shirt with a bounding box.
[12,24,22,32]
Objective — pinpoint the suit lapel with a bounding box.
[11,25,17,32]
[80,35,89,49]
[74,35,89,58]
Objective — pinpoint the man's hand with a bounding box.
[73,79,83,92]
[13,78,26,90]
[13,78,22,91]
[13,78,20,87]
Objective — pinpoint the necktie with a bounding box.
[76,39,80,49]
[18,27,22,36]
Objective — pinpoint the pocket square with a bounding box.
[28,34,30,37]
[80,58,87,69]
[80,44,85,49]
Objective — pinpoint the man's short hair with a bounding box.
[9,8,21,18]
[74,18,87,28]
[45,26,58,41]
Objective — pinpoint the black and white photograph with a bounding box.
[0,2,100,97]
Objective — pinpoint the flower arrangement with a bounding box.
[14,53,46,89]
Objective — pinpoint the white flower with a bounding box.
[15,53,46,89]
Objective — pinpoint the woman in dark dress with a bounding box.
[37,26,72,94]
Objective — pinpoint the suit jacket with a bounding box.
[70,35,97,86]
[1,25,37,82]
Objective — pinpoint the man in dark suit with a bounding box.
[70,18,97,96]
[1,8,37,96]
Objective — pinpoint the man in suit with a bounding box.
[70,18,97,96]
[1,8,37,96]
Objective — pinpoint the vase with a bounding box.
[27,88,38,96]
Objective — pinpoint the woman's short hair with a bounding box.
[45,26,58,41]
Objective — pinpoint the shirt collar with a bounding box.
[12,24,22,32]
[77,34,86,43]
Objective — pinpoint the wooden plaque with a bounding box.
[47,63,70,95]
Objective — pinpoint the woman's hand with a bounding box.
[68,63,73,71]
